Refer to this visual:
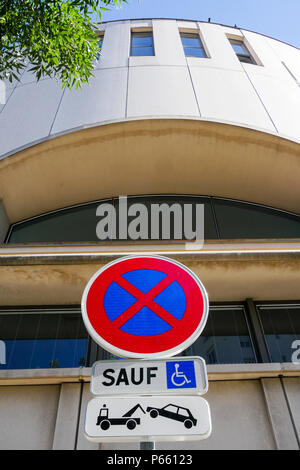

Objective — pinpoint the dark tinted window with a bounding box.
[258,305,300,363]
[114,196,217,241]
[214,199,300,239]
[6,196,300,243]
[182,306,256,364]
[0,311,88,370]
[8,201,103,243]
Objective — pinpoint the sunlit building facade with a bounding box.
[0,18,300,450]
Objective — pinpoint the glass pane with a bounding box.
[131,46,154,57]
[258,305,300,363]
[230,41,248,55]
[131,33,153,47]
[214,199,300,239]
[183,47,206,58]
[0,312,88,370]
[238,55,254,64]
[8,201,105,243]
[183,306,256,364]
[114,196,218,241]
[181,34,201,47]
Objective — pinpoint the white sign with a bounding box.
[84,396,212,443]
[91,356,208,396]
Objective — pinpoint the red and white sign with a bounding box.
[81,255,209,359]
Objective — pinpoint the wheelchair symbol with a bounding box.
[171,363,192,387]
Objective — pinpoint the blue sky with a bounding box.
[97,0,300,49]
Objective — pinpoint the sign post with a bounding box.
[81,255,211,448]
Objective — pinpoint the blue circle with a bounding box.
[103,268,186,336]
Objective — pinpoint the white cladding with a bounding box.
[1,19,300,158]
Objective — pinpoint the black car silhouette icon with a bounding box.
[146,403,197,428]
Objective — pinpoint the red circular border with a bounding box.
[83,257,207,355]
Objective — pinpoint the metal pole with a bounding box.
[140,441,155,450]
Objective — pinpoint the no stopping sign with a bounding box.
[81,255,209,359]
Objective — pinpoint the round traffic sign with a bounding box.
[81,255,209,359]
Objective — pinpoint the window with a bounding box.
[6,196,300,244]
[1,302,299,370]
[182,305,257,365]
[213,198,300,239]
[0,309,88,370]
[229,39,256,64]
[96,33,104,60]
[130,31,154,56]
[180,33,207,58]
[257,304,300,363]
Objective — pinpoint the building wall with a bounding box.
[0,370,299,450]
[0,19,300,450]
[1,19,300,160]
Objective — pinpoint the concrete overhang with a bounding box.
[0,241,300,305]
[0,118,300,224]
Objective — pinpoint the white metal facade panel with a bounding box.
[195,22,243,70]
[241,30,285,75]
[152,19,186,66]
[267,37,300,84]
[247,72,300,140]
[127,65,200,117]
[0,84,14,113]
[190,66,276,131]
[51,67,128,134]
[1,20,300,158]
[0,79,63,156]
[96,21,130,69]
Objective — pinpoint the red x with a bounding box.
[111,275,181,330]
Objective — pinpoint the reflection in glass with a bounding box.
[183,306,256,364]
[131,32,154,56]
[96,305,257,365]
[180,33,206,58]
[258,305,300,363]
[214,199,300,239]
[7,196,300,244]
[0,312,88,370]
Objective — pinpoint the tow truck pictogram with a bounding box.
[96,403,145,430]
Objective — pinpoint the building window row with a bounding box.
[5,196,300,244]
[0,301,299,370]
[98,30,257,64]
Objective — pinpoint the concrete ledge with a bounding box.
[1,241,300,265]
[0,363,300,386]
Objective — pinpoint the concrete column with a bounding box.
[52,383,82,450]
[76,382,100,450]
[261,378,299,450]
[282,377,300,448]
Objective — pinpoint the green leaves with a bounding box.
[0,0,126,89]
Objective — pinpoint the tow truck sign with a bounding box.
[91,356,208,396]
[84,396,212,443]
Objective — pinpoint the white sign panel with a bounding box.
[91,356,208,396]
[84,396,212,443]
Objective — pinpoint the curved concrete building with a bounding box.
[0,19,299,450]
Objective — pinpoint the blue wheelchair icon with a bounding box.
[166,361,196,389]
